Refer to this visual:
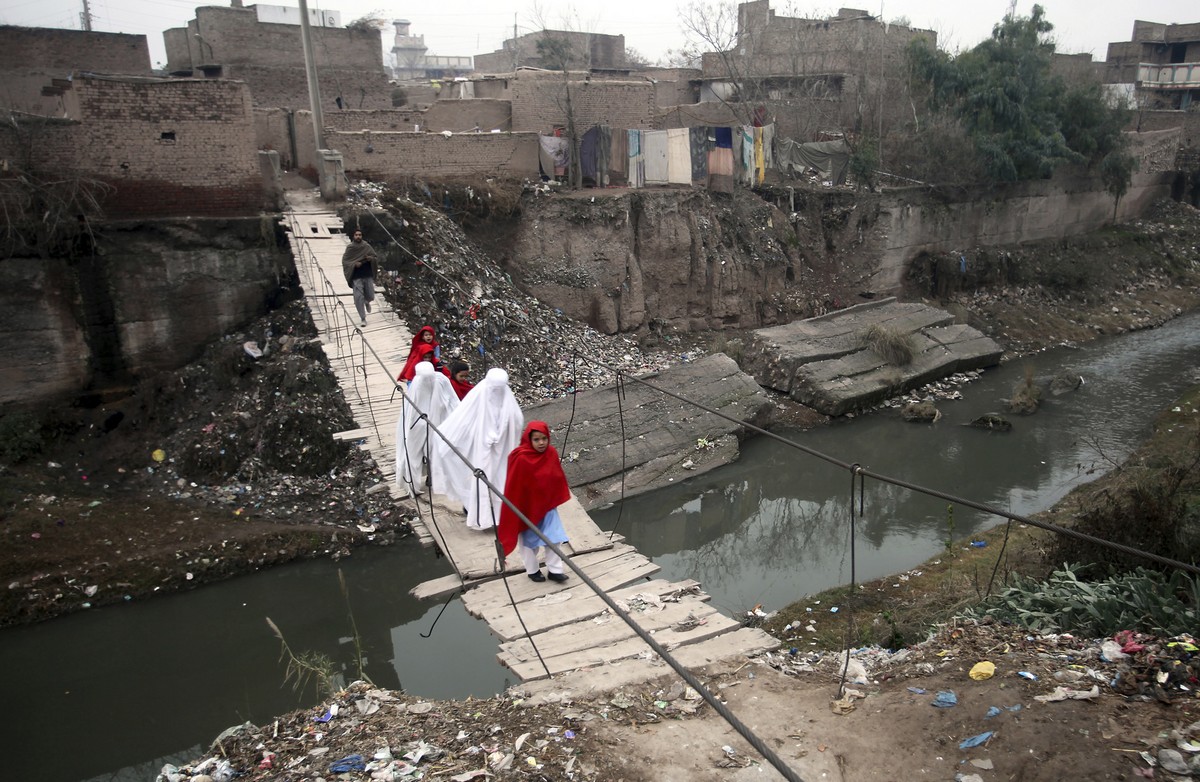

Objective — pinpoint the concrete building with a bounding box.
[163,4,391,110]
[474,29,626,73]
[1101,20,1200,110]
[389,19,473,81]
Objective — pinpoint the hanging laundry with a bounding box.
[689,127,709,184]
[538,135,569,179]
[595,125,612,187]
[666,127,691,185]
[610,125,628,185]
[761,123,775,172]
[739,126,755,186]
[627,129,644,188]
[643,130,669,185]
[580,126,600,182]
[754,126,765,186]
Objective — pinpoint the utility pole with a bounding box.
[513,13,518,71]
[297,0,325,150]
[80,0,93,31]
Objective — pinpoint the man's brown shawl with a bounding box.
[341,241,377,285]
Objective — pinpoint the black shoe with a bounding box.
[527,572,546,582]
[547,572,568,583]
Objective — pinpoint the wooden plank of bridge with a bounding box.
[501,601,745,681]
[515,627,782,700]
[282,201,413,512]
[409,531,629,601]
[405,493,616,581]
[485,579,705,642]
[458,543,660,616]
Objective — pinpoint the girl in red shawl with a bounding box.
[445,360,475,401]
[498,421,571,583]
[398,326,439,382]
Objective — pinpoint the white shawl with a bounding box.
[430,367,524,529]
[396,362,460,494]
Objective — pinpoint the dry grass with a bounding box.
[859,323,915,366]
[763,521,1054,651]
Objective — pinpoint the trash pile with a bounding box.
[758,620,1200,776]
[135,299,405,538]
[156,679,698,782]
[348,182,709,406]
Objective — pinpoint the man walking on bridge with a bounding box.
[342,228,378,327]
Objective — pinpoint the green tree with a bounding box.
[907,4,1131,191]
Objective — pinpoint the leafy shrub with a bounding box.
[967,564,1200,637]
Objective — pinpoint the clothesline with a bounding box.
[537,123,851,191]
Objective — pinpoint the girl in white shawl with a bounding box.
[397,361,460,497]
[431,367,524,530]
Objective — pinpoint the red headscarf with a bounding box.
[498,421,570,556]
[446,369,475,400]
[398,343,439,381]
[398,326,439,381]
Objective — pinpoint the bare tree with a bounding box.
[1,112,110,258]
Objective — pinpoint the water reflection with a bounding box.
[597,312,1200,615]
[0,545,511,782]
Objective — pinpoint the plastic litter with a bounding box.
[1034,685,1100,702]
[985,706,1002,718]
[932,690,958,708]
[329,754,366,773]
[958,731,993,749]
[969,661,996,680]
[1101,639,1130,661]
[1017,671,1038,681]
[969,540,987,547]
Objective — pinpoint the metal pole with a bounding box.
[297,0,325,150]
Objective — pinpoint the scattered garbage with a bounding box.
[969,661,995,680]
[1034,685,1101,703]
[932,691,958,708]
[958,731,993,749]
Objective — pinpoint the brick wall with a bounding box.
[319,101,513,134]
[254,107,294,168]
[1,75,264,218]
[223,63,392,111]
[475,29,625,72]
[1134,111,1200,148]
[511,72,656,132]
[326,130,540,179]
[705,8,932,84]
[164,6,391,111]
[0,26,152,114]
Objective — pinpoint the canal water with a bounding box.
[4,313,1199,782]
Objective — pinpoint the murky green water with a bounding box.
[4,313,1199,781]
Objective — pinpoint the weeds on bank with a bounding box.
[267,569,374,699]
[858,324,915,366]
[1007,363,1041,414]
[967,564,1200,636]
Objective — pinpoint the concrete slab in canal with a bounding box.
[742,298,1002,416]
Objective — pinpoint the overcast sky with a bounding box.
[0,0,1193,70]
